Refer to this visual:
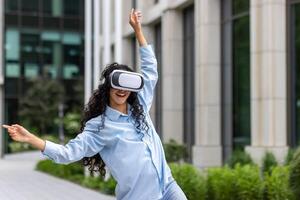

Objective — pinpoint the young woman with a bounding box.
[3,9,187,200]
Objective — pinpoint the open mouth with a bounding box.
[116,93,127,97]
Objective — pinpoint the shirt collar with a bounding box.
[105,104,132,121]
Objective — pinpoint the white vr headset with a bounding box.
[109,70,144,92]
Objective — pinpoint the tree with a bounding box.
[18,78,65,135]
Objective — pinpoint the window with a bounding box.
[5,0,19,13]
[64,0,80,16]
[20,0,39,14]
[289,0,300,146]
[154,22,162,138]
[183,5,195,161]
[6,29,20,61]
[42,0,63,17]
[222,0,250,151]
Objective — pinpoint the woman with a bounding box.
[3,9,187,200]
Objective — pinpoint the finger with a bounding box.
[131,8,134,17]
[2,125,11,129]
[12,124,21,129]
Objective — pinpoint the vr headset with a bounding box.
[109,70,144,92]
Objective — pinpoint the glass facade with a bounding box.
[4,0,84,152]
[154,22,162,138]
[183,5,195,161]
[290,1,300,146]
[222,0,250,151]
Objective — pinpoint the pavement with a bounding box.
[0,151,115,200]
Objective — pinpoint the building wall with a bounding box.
[2,0,85,154]
[89,0,298,167]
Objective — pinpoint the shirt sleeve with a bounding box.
[41,118,105,164]
[138,45,158,112]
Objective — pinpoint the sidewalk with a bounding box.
[0,151,115,200]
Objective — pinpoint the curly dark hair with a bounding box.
[79,62,149,177]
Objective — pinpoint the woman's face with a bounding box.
[109,88,131,106]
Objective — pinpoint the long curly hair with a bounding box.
[79,62,149,177]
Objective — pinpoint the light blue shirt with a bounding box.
[41,45,174,200]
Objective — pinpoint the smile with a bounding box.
[116,93,126,97]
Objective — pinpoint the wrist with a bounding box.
[26,132,36,143]
[135,27,144,35]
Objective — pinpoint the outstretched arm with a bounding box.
[3,120,105,164]
[2,124,46,151]
[129,9,158,112]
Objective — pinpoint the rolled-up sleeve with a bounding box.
[41,118,105,164]
[138,45,158,112]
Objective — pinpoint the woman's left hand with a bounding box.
[129,8,142,32]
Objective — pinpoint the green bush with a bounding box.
[207,165,263,200]
[99,176,117,195]
[8,142,35,153]
[226,149,254,168]
[262,151,278,175]
[289,147,300,199]
[36,159,84,179]
[234,164,264,200]
[36,159,116,195]
[207,166,236,200]
[169,163,206,200]
[63,112,81,136]
[285,148,296,166]
[163,139,188,162]
[264,166,294,200]
[81,176,102,189]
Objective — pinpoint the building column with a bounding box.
[93,0,101,89]
[103,0,111,65]
[115,0,122,63]
[161,10,184,143]
[193,0,222,168]
[0,0,4,158]
[84,0,92,103]
[246,0,288,164]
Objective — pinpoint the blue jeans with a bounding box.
[161,181,188,200]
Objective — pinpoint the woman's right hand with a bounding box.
[2,124,33,143]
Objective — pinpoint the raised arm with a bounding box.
[3,118,106,164]
[129,9,158,112]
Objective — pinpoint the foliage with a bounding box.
[207,164,263,200]
[234,164,263,200]
[163,139,188,162]
[226,149,254,168]
[169,163,206,200]
[63,112,81,136]
[285,148,296,166]
[207,166,236,200]
[36,159,116,195]
[289,147,300,199]
[264,166,295,200]
[36,159,84,179]
[99,176,117,195]
[8,142,35,153]
[19,78,65,134]
[262,151,278,175]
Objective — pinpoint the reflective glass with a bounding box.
[232,0,249,15]
[5,29,20,60]
[6,62,20,77]
[43,0,62,17]
[5,0,19,12]
[64,0,79,16]
[20,0,39,14]
[232,16,250,149]
[24,63,39,78]
[295,4,300,145]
